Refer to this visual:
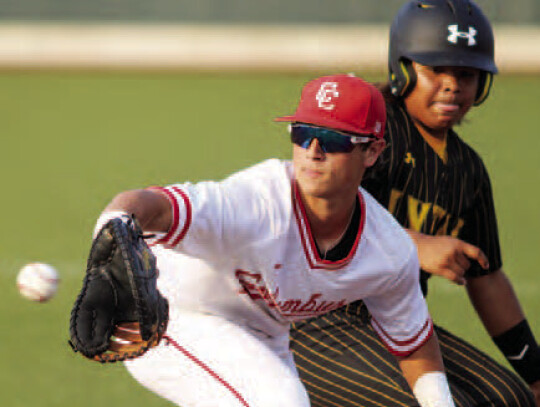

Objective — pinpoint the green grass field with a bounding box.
[1,71,539,406]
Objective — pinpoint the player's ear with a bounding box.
[364,139,386,167]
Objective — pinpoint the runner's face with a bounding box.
[405,62,480,134]
[293,138,383,199]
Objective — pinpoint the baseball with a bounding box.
[16,262,60,302]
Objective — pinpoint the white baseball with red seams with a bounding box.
[17,262,60,302]
[123,159,433,407]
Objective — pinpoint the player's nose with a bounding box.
[306,138,325,159]
[440,71,460,93]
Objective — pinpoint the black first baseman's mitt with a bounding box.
[69,215,169,363]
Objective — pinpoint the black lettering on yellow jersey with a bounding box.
[362,102,502,294]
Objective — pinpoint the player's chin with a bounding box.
[439,107,472,127]
[298,169,323,185]
[298,178,333,198]
[431,114,464,130]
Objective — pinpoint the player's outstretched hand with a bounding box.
[69,215,169,363]
[409,232,489,285]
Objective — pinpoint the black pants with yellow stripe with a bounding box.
[290,310,535,407]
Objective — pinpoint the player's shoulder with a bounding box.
[449,130,483,159]
[360,187,417,268]
[228,158,289,177]
[449,130,490,176]
[223,159,291,191]
[222,159,293,220]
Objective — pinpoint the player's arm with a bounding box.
[406,230,489,285]
[366,238,455,407]
[467,268,540,403]
[467,268,524,336]
[396,333,455,407]
[461,164,540,398]
[99,189,172,234]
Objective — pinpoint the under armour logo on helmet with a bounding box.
[447,25,477,46]
[316,82,339,110]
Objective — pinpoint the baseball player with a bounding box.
[92,75,457,407]
[290,1,540,406]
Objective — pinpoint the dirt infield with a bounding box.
[1,23,538,72]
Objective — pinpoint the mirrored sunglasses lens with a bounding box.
[319,131,355,153]
[290,126,314,148]
[291,125,355,153]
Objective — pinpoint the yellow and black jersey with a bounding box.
[362,101,502,294]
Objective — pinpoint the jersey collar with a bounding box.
[291,181,365,270]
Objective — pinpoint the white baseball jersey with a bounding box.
[125,159,433,407]
[152,158,432,355]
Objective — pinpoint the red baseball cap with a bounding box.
[275,74,386,139]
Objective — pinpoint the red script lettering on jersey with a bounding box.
[235,270,347,318]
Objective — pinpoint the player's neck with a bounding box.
[301,193,357,252]
[415,122,449,163]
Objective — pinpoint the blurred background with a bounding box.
[1,1,539,406]
[0,0,539,71]
[1,0,540,22]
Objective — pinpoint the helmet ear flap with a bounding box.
[390,59,417,99]
[474,71,493,106]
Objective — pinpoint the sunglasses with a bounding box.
[290,123,374,153]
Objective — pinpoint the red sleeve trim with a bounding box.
[170,186,192,247]
[371,317,434,357]
[151,186,192,248]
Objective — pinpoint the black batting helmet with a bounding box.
[389,0,497,105]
